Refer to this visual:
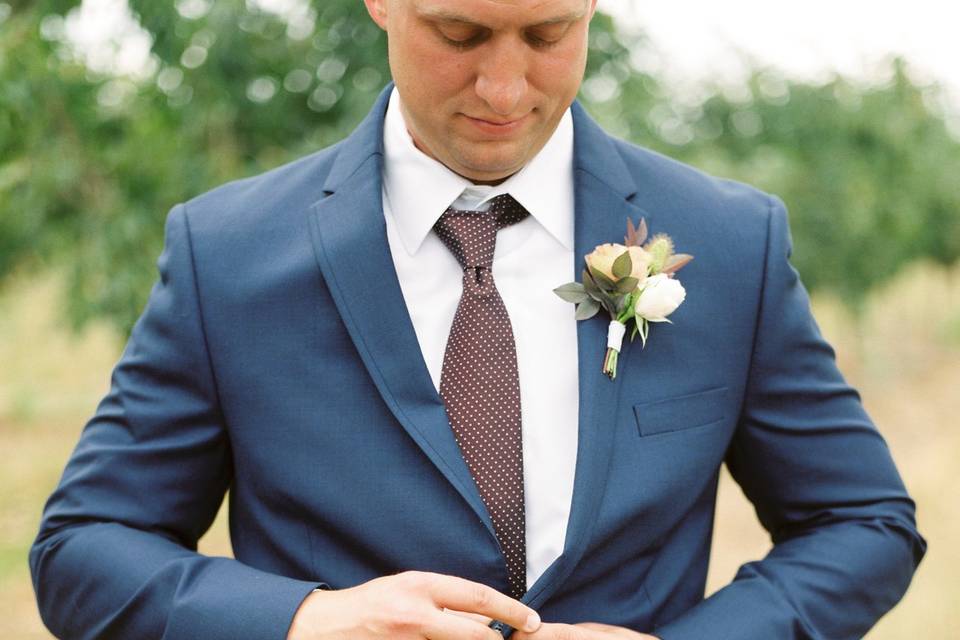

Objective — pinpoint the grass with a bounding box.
[2,264,958,638]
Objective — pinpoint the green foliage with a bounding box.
[1,1,958,335]
[1,0,389,332]
[659,61,960,305]
[577,26,960,310]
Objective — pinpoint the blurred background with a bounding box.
[1,0,958,637]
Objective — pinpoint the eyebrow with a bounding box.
[417,6,588,28]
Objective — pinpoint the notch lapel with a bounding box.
[305,87,497,542]
[521,102,655,609]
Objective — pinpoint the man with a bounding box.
[30,0,925,638]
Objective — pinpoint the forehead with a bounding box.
[407,0,591,25]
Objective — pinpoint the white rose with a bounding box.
[634,274,686,322]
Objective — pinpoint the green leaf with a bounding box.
[582,269,601,296]
[587,265,617,291]
[583,270,617,315]
[617,294,636,323]
[553,282,589,303]
[575,297,600,320]
[615,294,629,314]
[612,250,632,279]
[614,276,639,294]
[603,293,621,315]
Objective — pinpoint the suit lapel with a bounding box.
[305,87,497,541]
[522,102,656,608]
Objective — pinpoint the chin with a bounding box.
[458,163,524,184]
[453,151,529,182]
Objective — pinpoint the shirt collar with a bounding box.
[382,87,575,255]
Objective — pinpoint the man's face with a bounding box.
[365,0,597,184]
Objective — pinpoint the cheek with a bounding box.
[402,38,472,100]
[533,37,589,96]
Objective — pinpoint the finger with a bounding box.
[575,623,614,631]
[421,607,504,640]
[575,622,659,638]
[575,622,631,634]
[442,607,493,626]
[513,622,587,639]
[427,575,541,633]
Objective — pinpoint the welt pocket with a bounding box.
[633,386,728,437]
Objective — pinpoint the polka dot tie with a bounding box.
[433,193,529,600]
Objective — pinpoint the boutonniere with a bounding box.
[553,219,693,380]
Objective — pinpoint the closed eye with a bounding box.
[442,34,485,50]
[443,32,562,51]
[526,22,572,48]
[525,34,562,49]
[434,21,489,50]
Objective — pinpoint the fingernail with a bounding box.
[525,612,541,632]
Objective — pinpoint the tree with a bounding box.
[662,59,960,304]
[1,1,958,334]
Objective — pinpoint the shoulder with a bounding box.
[577,123,797,310]
[570,102,782,244]
[592,133,787,278]
[176,139,349,237]
[609,136,781,229]
[153,135,365,289]
[172,85,392,236]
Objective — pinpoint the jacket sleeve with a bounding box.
[653,195,926,640]
[29,204,319,640]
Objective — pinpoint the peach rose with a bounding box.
[586,244,652,284]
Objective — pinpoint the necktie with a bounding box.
[433,193,529,600]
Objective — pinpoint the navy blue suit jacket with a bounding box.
[31,85,925,639]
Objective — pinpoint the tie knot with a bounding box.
[433,194,529,270]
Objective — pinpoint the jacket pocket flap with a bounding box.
[633,386,728,437]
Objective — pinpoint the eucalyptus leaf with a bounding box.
[588,266,617,291]
[575,298,601,320]
[615,276,639,294]
[598,290,618,315]
[612,250,632,279]
[553,282,589,303]
[582,269,602,296]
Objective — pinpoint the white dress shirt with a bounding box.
[381,88,580,589]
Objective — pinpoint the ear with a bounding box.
[364,0,389,30]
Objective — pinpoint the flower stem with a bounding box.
[602,348,619,380]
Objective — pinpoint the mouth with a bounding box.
[463,113,531,136]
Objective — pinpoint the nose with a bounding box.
[474,38,528,116]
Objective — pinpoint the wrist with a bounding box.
[287,588,334,640]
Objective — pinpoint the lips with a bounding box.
[472,117,520,126]
[463,113,530,136]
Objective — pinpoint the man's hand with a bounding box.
[286,570,541,639]
[513,622,660,640]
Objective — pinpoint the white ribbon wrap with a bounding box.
[606,320,626,352]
